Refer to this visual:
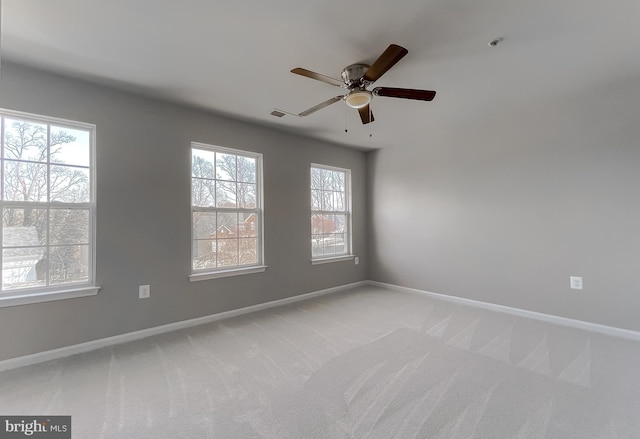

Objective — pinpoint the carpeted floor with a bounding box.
[1,284,639,438]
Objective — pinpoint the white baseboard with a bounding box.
[0,281,367,372]
[368,280,640,342]
[4,279,638,372]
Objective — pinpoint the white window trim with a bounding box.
[311,255,355,265]
[0,108,99,303]
[0,286,99,308]
[310,163,354,262]
[189,265,267,282]
[190,142,265,279]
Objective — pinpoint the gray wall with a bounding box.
[0,63,367,361]
[368,72,640,332]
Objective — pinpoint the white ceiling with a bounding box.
[2,0,640,150]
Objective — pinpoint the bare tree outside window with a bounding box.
[1,114,94,292]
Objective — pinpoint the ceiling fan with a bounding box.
[286,44,436,125]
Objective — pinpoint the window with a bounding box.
[311,164,352,261]
[190,143,264,280]
[0,109,97,303]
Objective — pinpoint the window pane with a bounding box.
[310,167,325,190]
[333,191,345,211]
[193,211,216,239]
[315,234,346,256]
[237,156,256,183]
[312,235,324,257]
[239,238,257,265]
[217,239,238,267]
[49,245,89,285]
[217,212,237,237]
[311,214,327,234]
[3,208,47,246]
[50,209,89,245]
[332,171,345,191]
[238,212,257,237]
[322,236,336,256]
[4,161,48,202]
[192,178,215,207]
[322,190,333,211]
[2,247,46,289]
[50,126,90,167]
[333,214,347,233]
[314,214,346,234]
[311,189,322,210]
[216,153,236,181]
[50,165,90,203]
[237,183,256,208]
[3,119,48,162]
[333,234,346,255]
[192,240,216,270]
[192,149,216,178]
[216,181,237,208]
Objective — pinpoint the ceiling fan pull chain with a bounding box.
[344,105,348,133]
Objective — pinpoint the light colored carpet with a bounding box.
[1,285,639,438]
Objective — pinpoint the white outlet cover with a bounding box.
[570,276,583,290]
[139,285,150,298]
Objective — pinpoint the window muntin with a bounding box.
[311,164,351,259]
[0,110,95,293]
[191,143,263,274]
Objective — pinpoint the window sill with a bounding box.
[0,286,100,308]
[189,265,268,282]
[311,255,355,265]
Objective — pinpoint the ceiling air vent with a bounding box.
[270,110,286,117]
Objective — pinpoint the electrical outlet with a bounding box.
[570,276,583,290]
[354,256,360,265]
[139,285,150,299]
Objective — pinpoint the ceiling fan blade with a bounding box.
[298,96,344,117]
[291,68,345,87]
[373,87,436,101]
[362,44,409,83]
[357,105,375,124]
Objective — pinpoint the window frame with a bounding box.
[310,163,354,264]
[189,142,266,281]
[0,108,99,308]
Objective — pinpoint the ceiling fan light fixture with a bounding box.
[345,90,372,109]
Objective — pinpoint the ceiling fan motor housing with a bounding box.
[341,64,370,87]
